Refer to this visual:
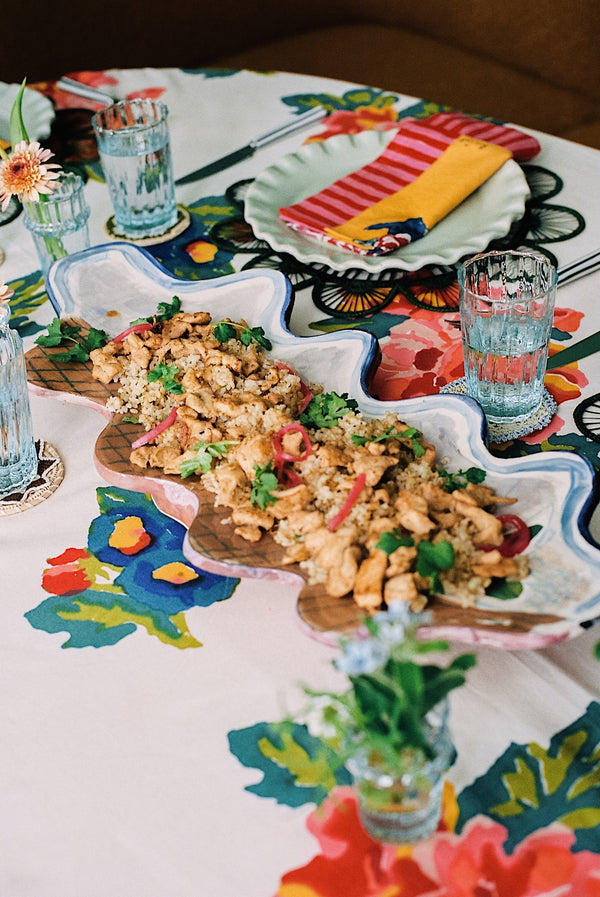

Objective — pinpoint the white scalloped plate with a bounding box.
[37,243,600,650]
[244,130,530,273]
[0,82,55,143]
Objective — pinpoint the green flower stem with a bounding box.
[24,196,68,264]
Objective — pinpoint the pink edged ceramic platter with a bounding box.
[26,242,600,650]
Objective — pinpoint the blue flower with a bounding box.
[335,637,388,675]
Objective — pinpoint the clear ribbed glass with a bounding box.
[459,250,558,422]
[347,699,455,845]
[22,172,90,276]
[0,304,37,497]
[92,99,177,238]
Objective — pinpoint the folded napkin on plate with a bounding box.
[279,113,540,257]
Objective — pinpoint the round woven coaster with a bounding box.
[104,205,190,246]
[0,440,64,516]
[439,378,558,443]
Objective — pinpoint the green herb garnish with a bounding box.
[213,321,272,350]
[129,295,181,326]
[375,530,415,555]
[35,318,109,362]
[250,462,279,509]
[147,362,184,394]
[351,425,425,457]
[179,439,239,478]
[299,391,359,429]
[438,466,487,492]
[122,415,140,424]
[213,322,237,342]
[416,540,455,594]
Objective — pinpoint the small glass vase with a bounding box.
[22,172,90,276]
[0,303,37,497]
[347,699,455,845]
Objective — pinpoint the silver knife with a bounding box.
[175,105,327,186]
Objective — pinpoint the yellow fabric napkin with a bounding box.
[323,135,512,251]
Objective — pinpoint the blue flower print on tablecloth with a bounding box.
[26,485,239,649]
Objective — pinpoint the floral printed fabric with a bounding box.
[225,703,600,895]
[27,486,239,649]
[276,790,600,897]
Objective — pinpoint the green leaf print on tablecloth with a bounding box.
[227,721,352,807]
[457,701,600,852]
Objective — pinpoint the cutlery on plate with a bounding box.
[175,105,328,185]
[56,77,115,106]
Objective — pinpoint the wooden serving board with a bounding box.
[25,324,566,648]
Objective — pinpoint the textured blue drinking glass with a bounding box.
[92,99,177,239]
[459,250,557,422]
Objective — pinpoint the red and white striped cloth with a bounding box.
[279,113,540,248]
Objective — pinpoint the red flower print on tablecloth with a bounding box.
[276,789,600,897]
[371,299,587,407]
[412,816,600,896]
[275,786,440,897]
[305,105,400,144]
[41,547,93,596]
[371,304,464,401]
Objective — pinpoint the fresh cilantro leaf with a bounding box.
[81,327,110,353]
[35,318,69,347]
[438,466,487,492]
[213,321,272,350]
[35,319,109,361]
[250,462,279,509]
[299,392,359,429]
[129,296,181,326]
[179,439,238,478]
[351,426,396,446]
[239,325,272,350]
[122,415,140,423]
[351,425,425,457]
[214,322,237,343]
[416,540,455,594]
[53,343,91,364]
[485,578,524,600]
[376,530,415,555]
[155,295,181,321]
[147,363,184,394]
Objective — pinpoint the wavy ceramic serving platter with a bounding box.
[27,243,600,649]
[244,130,530,273]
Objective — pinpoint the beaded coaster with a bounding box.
[0,440,64,516]
[104,205,190,246]
[439,378,558,443]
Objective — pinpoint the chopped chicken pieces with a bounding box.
[89,308,529,615]
[354,550,389,610]
[384,572,420,606]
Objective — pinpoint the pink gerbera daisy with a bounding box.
[0,140,62,210]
